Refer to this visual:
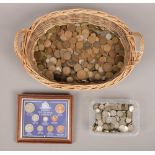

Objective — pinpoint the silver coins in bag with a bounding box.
[92,103,135,133]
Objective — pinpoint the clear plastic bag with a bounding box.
[89,99,140,136]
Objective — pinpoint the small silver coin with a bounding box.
[126,117,132,124]
[114,122,119,129]
[119,119,126,126]
[129,105,134,112]
[106,116,112,124]
[103,124,109,130]
[99,104,105,110]
[104,103,111,111]
[127,111,132,118]
[25,124,34,133]
[102,116,106,123]
[98,120,103,126]
[117,104,122,110]
[115,115,120,121]
[95,108,101,113]
[96,126,103,132]
[110,110,116,116]
[111,117,117,124]
[117,111,123,117]
[102,111,109,117]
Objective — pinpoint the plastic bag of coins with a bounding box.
[89,99,139,135]
[17,94,73,143]
[33,23,125,84]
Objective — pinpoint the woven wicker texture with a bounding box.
[14,8,144,90]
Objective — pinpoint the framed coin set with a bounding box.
[17,94,73,143]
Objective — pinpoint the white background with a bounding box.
[0,3,155,151]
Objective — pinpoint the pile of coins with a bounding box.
[33,23,125,83]
[92,103,135,133]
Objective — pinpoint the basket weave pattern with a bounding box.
[14,8,144,90]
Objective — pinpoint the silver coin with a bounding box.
[95,108,101,113]
[122,111,127,117]
[98,120,103,126]
[119,125,128,132]
[37,125,43,132]
[104,103,111,111]
[104,130,109,133]
[96,126,103,132]
[120,117,126,121]
[99,104,105,110]
[106,116,112,124]
[111,104,118,110]
[32,114,39,122]
[119,119,126,126]
[103,124,109,130]
[115,115,120,121]
[114,122,119,129]
[111,130,117,133]
[111,117,117,124]
[125,104,129,110]
[129,105,134,112]
[102,111,109,117]
[25,124,34,133]
[127,111,132,118]
[117,111,123,117]
[43,116,48,122]
[106,33,112,40]
[25,103,35,113]
[102,116,106,123]
[117,104,122,110]
[110,110,116,116]
[128,124,134,132]
[126,117,132,124]
[111,124,115,130]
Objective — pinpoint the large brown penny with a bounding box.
[56,125,65,133]
[55,104,65,114]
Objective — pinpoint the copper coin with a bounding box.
[55,104,65,114]
[51,115,58,122]
[47,125,54,132]
[56,125,65,133]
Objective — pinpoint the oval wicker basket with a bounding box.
[14,8,144,90]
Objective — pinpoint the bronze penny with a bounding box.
[56,125,65,133]
[51,115,58,122]
[47,125,54,132]
[55,104,65,114]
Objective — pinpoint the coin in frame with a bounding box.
[51,115,58,122]
[25,103,35,113]
[37,125,43,132]
[32,114,39,122]
[56,125,65,133]
[47,125,54,132]
[55,104,65,114]
[25,124,34,133]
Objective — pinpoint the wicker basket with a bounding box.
[14,8,144,90]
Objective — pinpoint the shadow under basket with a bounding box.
[14,8,144,90]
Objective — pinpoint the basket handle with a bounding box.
[14,29,29,60]
[129,32,144,65]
